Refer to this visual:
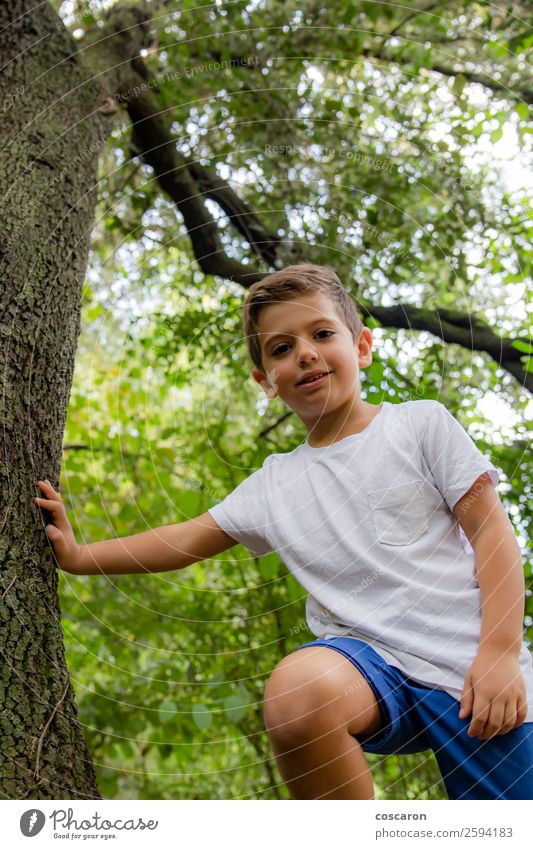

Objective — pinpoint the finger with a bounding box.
[37,480,61,500]
[36,482,61,501]
[459,690,473,719]
[467,696,491,737]
[467,685,488,734]
[34,497,64,513]
[497,701,517,736]
[459,675,473,719]
[45,524,63,543]
[34,497,70,532]
[516,695,528,727]
[469,706,491,739]
[479,702,505,739]
[45,526,67,563]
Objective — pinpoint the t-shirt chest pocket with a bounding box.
[368,479,428,545]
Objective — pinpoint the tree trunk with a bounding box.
[0,0,106,798]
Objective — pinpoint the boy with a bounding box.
[36,263,533,800]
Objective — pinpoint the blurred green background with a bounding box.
[54,0,531,799]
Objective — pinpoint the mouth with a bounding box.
[296,371,331,388]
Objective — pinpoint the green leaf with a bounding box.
[509,30,533,55]
[363,2,379,23]
[191,703,212,730]
[511,341,533,354]
[223,694,248,722]
[452,74,466,96]
[158,700,179,723]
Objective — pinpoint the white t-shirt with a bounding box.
[208,400,533,719]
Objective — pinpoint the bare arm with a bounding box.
[453,472,525,656]
[35,479,237,575]
[452,472,528,738]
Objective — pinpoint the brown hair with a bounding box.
[242,263,364,373]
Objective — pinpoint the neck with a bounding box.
[303,397,381,447]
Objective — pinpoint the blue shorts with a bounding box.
[297,636,533,800]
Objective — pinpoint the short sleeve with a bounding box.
[207,465,274,558]
[421,402,500,513]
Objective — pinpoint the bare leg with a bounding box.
[269,719,375,799]
[264,647,384,799]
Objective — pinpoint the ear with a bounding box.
[357,327,373,369]
[252,367,278,399]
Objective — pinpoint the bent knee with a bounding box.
[263,651,364,746]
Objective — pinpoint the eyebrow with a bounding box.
[263,317,337,349]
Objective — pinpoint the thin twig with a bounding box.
[258,410,292,439]
[385,1,443,43]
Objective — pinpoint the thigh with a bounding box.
[415,688,533,799]
[294,637,430,755]
[264,645,385,739]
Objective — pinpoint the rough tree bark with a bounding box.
[0,0,108,798]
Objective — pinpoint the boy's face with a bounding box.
[251,292,373,427]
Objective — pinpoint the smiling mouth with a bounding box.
[296,371,331,386]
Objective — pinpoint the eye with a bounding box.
[271,330,334,356]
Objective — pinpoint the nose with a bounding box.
[297,339,319,365]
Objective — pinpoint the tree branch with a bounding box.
[184,156,280,265]
[384,1,444,43]
[359,302,532,392]
[85,5,275,285]
[125,89,266,283]
[361,47,532,104]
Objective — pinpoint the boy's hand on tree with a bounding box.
[35,480,83,574]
